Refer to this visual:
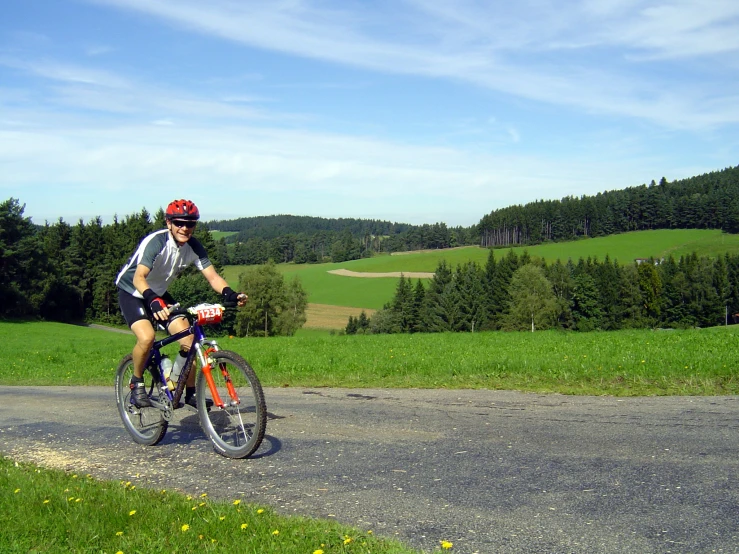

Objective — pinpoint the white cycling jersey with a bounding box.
[115,229,212,297]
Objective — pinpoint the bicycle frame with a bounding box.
[147,315,239,410]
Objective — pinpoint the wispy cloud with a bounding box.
[2,0,737,226]
[85,44,113,56]
[0,55,288,122]
[0,56,130,88]
[85,0,739,129]
[0,109,665,226]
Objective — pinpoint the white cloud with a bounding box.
[0,112,666,227]
[82,0,739,130]
[2,0,737,226]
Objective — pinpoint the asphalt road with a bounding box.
[1,386,737,554]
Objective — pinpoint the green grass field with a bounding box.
[222,230,739,311]
[1,457,418,554]
[2,320,736,396]
[210,230,238,241]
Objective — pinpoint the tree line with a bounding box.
[478,165,739,247]
[347,250,739,334]
[210,216,478,264]
[0,198,306,336]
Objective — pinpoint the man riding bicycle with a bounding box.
[115,199,247,409]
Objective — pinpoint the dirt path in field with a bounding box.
[328,269,434,278]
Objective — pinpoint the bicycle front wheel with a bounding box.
[196,350,266,459]
[115,354,168,446]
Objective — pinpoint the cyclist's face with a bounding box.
[167,219,196,244]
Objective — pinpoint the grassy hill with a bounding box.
[221,229,739,328]
[210,230,238,241]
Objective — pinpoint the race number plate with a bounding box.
[193,304,223,325]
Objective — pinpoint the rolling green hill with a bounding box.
[222,229,739,315]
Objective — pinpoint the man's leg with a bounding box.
[131,319,156,379]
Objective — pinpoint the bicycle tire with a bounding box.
[114,354,168,446]
[196,350,266,459]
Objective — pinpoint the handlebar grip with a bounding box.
[167,304,189,318]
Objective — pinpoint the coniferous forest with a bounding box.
[353,250,739,335]
[1,164,738,332]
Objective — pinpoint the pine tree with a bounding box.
[345,315,358,335]
[545,259,574,329]
[454,262,487,332]
[410,279,425,333]
[391,274,414,332]
[487,250,519,328]
[419,261,454,332]
[357,310,370,333]
[0,198,50,316]
[571,272,602,331]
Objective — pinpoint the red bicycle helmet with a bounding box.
[166,199,200,221]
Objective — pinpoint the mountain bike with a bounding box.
[114,303,266,459]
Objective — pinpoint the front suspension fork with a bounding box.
[196,343,239,408]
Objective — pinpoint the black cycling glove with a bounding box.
[221,286,240,304]
[143,288,167,316]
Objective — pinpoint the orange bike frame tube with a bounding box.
[201,363,226,409]
[202,347,239,406]
[220,363,239,402]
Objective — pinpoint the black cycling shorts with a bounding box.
[118,288,176,328]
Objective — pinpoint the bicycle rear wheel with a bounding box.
[196,350,266,459]
[115,354,168,446]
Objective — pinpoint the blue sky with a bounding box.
[1,0,738,227]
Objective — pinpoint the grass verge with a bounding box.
[0,457,420,554]
[1,320,737,396]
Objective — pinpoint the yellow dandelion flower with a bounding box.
[272,530,279,536]
[233,499,241,506]
[241,523,248,530]
[116,531,124,537]
[441,540,453,549]
[344,537,353,545]
[313,550,325,554]
[219,516,226,521]
[192,506,198,511]
[43,500,50,504]
[72,474,78,479]
[181,524,190,532]
[199,535,204,540]
[257,508,264,514]
[115,551,124,554]
[200,493,208,498]
[14,489,20,493]
[199,502,206,507]
[68,497,75,501]
[75,498,83,503]
[161,489,167,494]
[128,510,136,516]
[186,495,193,501]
